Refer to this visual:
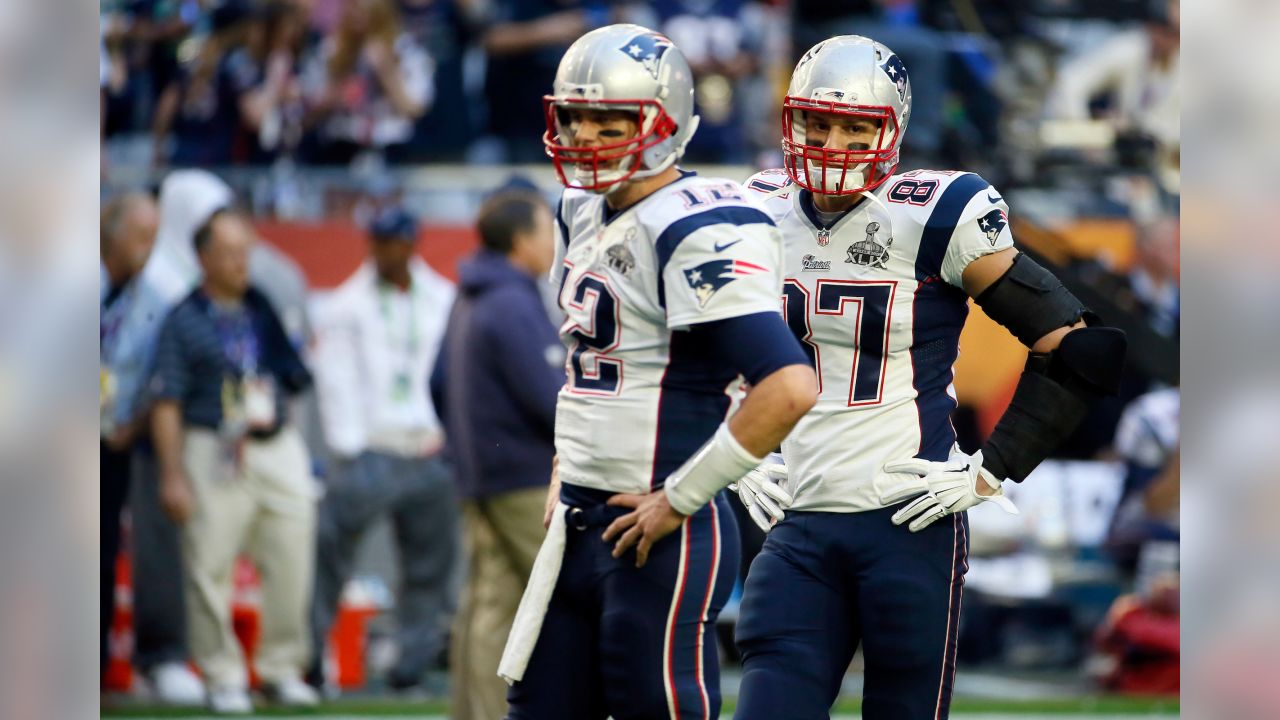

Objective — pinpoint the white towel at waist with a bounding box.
[498,501,568,685]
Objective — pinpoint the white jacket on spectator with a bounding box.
[312,257,454,459]
[1047,28,1180,147]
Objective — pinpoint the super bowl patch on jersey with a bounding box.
[606,229,637,276]
[845,222,892,268]
[683,258,768,307]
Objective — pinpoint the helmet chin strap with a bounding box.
[856,183,893,217]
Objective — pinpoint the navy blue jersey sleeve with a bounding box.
[689,311,812,386]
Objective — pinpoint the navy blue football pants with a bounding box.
[735,507,969,720]
[507,486,739,720]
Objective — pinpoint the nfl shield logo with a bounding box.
[817,228,831,247]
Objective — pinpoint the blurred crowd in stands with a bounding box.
[101,0,1180,712]
[102,0,1179,190]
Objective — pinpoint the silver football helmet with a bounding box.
[782,36,912,195]
[543,24,700,192]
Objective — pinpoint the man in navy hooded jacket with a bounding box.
[431,189,563,720]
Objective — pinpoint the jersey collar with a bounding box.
[600,168,699,227]
[797,188,869,234]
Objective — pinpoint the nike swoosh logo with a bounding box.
[987,192,1002,203]
[714,239,743,252]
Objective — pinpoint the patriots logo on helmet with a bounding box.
[797,41,826,70]
[978,208,1008,246]
[683,258,768,307]
[620,33,672,80]
[880,54,909,103]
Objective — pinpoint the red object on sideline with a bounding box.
[103,551,134,691]
[1096,596,1180,695]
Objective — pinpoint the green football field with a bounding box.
[101,695,1180,718]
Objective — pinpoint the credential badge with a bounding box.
[845,221,892,269]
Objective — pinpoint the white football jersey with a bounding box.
[744,168,1015,512]
[552,172,785,495]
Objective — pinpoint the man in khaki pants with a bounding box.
[150,209,318,714]
[431,190,563,720]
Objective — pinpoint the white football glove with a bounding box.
[882,448,1019,532]
[728,453,793,532]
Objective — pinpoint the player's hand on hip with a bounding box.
[729,453,792,532]
[602,492,687,568]
[882,448,1018,532]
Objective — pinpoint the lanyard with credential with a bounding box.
[378,281,419,403]
[210,304,261,376]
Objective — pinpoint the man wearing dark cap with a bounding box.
[309,206,460,693]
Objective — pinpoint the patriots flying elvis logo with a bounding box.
[620,33,672,80]
[684,258,768,307]
[978,208,1008,246]
[880,54,909,103]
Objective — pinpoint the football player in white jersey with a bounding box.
[499,25,817,720]
[731,36,1128,719]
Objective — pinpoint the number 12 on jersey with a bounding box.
[562,271,623,396]
[782,279,896,407]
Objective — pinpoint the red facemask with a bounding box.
[781,96,901,196]
[542,96,678,192]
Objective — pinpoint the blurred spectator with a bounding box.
[100,6,131,139]
[101,0,202,139]
[101,193,161,451]
[239,1,311,163]
[1094,572,1179,695]
[1106,387,1179,576]
[479,0,609,162]
[299,0,434,164]
[152,1,260,168]
[650,0,762,164]
[141,170,236,302]
[100,193,160,680]
[1058,212,1179,459]
[109,172,233,707]
[1046,0,1180,186]
[432,190,560,720]
[1122,214,1179,338]
[149,210,318,713]
[396,0,481,161]
[308,206,459,692]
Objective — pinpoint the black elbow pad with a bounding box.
[975,254,1091,347]
[982,325,1127,482]
[1041,325,1127,397]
